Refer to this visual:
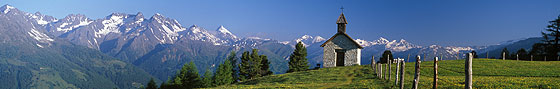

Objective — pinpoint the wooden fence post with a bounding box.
[531,55,533,61]
[465,53,473,89]
[379,63,384,79]
[412,55,421,89]
[389,58,392,81]
[516,54,519,61]
[378,63,381,78]
[386,62,389,80]
[433,57,438,89]
[486,52,489,59]
[502,52,505,60]
[395,58,401,85]
[372,56,376,74]
[376,63,379,77]
[376,62,379,77]
[399,60,405,89]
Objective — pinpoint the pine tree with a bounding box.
[146,78,157,89]
[501,48,509,59]
[542,15,560,57]
[239,51,251,81]
[201,69,214,87]
[170,61,201,88]
[227,51,239,82]
[379,50,393,63]
[249,49,263,77]
[260,55,273,76]
[213,59,234,86]
[238,49,271,81]
[287,42,310,73]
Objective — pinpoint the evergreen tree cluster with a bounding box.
[239,49,273,81]
[152,52,241,89]
[159,62,202,89]
[150,49,276,89]
[485,15,560,61]
[287,42,310,73]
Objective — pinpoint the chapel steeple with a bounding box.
[336,8,347,33]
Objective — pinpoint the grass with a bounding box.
[213,59,560,88]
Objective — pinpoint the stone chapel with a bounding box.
[320,12,363,67]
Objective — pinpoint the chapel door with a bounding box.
[336,49,345,66]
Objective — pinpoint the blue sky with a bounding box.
[2,0,560,46]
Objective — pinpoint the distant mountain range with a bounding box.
[0,4,544,88]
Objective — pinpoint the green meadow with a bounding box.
[214,59,560,88]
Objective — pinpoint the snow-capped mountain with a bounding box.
[2,4,543,85]
[355,37,422,52]
[216,25,239,41]
[46,14,91,36]
[285,35,326,47]
[1,4,290,80]
[183,25,225,45]
[287,35,481,65]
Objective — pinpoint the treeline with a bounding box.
[143,42,311,89]
[497,15,560,61]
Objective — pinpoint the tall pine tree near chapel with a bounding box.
[287,42,310,73]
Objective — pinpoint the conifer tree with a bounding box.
[238,49,272,81]
[227,51,239,82]
[171,61,201,88]
[542,15,560,57]
[249,49,263,77]
[239,51,251,81]
[213,59,234,86]
[146,78,157,89]
[287,42,310,73]
[260,55,273,76]
[201,69,214,87]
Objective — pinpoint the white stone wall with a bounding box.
[323,35,361,67]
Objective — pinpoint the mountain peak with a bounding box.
[136,12,143,16]
[151,13,165,19]
[34,12,42,15]
[217,25,232,35]
[398,39,407,43]
[216,25,238,40]
[373,37,390,44]
[65,14,87,18]
[188,24,203,33]
[110,13,127,16]
[1,4,16,14]
[293,35,325,47]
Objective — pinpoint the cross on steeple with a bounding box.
[336,7,347,33]
[340,6,344,13]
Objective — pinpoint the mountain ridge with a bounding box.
[1,4,542,84]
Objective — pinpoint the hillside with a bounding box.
[0,42,157,89]
[0,5,156,88]
[216,59,560,88]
